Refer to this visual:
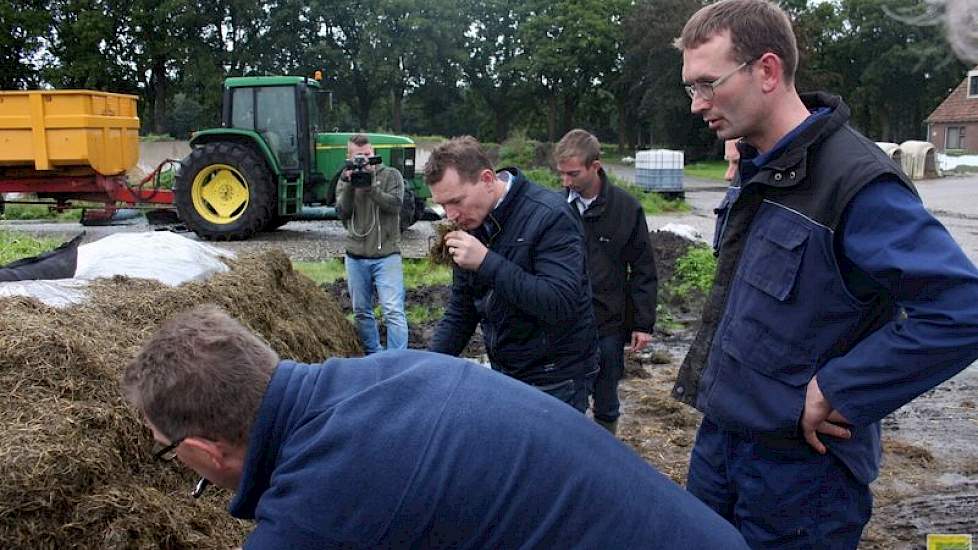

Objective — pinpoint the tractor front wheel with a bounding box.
[174,143,275,241]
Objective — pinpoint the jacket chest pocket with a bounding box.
[722,213,815,386]
[739,215,809,301]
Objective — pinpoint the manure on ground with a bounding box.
[0,250,360,549]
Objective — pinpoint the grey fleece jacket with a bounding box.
[336,165,404,258]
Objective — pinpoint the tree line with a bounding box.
[1,0,967,159]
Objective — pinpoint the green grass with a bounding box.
[293,260,347,284]
[0,230,64,265]
[402,259,453,287]
[294,258,452,288]
[684,160,728,181]
[406,304,445,324]
[617,180,690,215]
[351,304,446,328]
[296,258,453,329]
[2,202,82,221]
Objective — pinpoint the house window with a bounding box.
[971,75,978,97]
[946,126,966,150]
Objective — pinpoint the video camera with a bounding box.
[345,155,383,187]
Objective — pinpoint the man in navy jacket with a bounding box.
[426,136,599,412]
[122,305,748,549]
[675,0,978,547]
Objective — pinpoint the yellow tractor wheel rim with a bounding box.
[191,164,250,225]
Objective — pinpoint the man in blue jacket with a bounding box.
[426,136,599,412]
[674,0,978,547]
[122,305,749,549]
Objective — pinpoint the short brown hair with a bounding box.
[675,0,799,82]
[348,134,371,147]
[554,129,601,166]
[121,305,278,445]
[424,136,494,186]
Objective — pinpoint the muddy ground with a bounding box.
[324,276,978,548]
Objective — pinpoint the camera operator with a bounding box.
[336,134,408,353]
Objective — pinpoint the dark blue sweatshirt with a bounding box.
[229,350,748,549]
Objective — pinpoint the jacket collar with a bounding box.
[479,166,528,242]
[737,92,850,188]
[228,360,298,520]
[564,168,612,219]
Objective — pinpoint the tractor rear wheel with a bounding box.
[264,216,290,231]
[174,142,275,240]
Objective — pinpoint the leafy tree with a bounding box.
[794,0,967,141]
[306,0,392,130]
[458,0,528,141]
[0,0,49,89]
[45,0,137,91]
[519,0,628,141]
[621,0,712,155]
[365,0,466,132]
[165,92,204,139]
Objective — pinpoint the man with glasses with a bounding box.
[673,0,978,547]
[122,305,749,548]
[554,129,658,435]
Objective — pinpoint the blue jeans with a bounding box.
[535,371,597,413]
[531,349,598,413]
[592,332,626,423]
[345,254,408,354]
[687,417,872,549]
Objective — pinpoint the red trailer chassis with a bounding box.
[0,160,177,224]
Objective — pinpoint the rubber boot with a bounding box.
[595,418,618,436]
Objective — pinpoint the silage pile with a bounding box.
[0,250,361,549]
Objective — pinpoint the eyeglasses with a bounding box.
[151,436,211,498]
[152,437,185,461]
[683,59,755,101]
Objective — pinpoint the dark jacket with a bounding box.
[229,351,750,549]
[672,92,978,484]
[570,169,658,336]
[430,168,598,386]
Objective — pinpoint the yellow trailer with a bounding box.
[0,90,139,175]
[0,90,176,224]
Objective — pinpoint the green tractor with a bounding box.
[174,76,435,240]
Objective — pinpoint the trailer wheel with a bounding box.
[174,143,274,240]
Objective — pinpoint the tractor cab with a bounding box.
[223,76,325,183]
[176,75,433,241]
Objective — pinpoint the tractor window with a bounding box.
[310,90,329,134]
[231,89,255,130]
[256,86,299,170]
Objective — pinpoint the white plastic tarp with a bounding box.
[657,223,707,244]
[0,232,234,307]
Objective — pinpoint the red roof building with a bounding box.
[926,68,978,153]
